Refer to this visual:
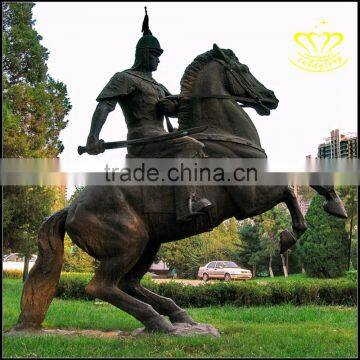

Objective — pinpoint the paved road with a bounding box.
[153,278,215,286]
[151,278,252,286]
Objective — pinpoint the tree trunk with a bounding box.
[22,254,30,283]
[269,255,274,278]
[252,265,256,278]
[348,192,355,270]
[280,253,288,277]
[286,251,289,274]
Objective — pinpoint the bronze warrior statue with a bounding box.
[13,8,348,335]
[86,8,212,222]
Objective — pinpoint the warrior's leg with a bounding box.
[172,136,213,222]
[122,241,197,325]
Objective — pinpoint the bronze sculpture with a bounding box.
[14,9,347,335]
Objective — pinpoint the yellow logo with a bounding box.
[289,21,348,72]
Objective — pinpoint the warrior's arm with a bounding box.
[86,98,117,154]
[158,91,180,118]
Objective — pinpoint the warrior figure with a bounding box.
[85,8,212,222]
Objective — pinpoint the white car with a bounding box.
[198,261,252,281]
[3,253,37,271]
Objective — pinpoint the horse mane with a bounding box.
[178,48,238,129]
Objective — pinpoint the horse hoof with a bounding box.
[323,199,348,219]
[169,310,197,325]
[144,315,176,333]
[279,230,297,253]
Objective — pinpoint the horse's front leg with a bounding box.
[310,185,348,218]
[279,186,308,253]
[121,241,197,325]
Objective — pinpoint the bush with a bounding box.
[56,272,158,300]
[3,269,23,279]
[57,272,94,300]
[345,270,357,283]
[299,195,348,278]
[54,274,357,307]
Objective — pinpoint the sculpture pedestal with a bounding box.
[132,322,220,337]
[5,323,220,338]
[5,327,130,339]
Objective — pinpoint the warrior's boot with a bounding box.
[176,188,213,222]
[189,195,213,216]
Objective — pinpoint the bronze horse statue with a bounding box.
[15,45,347,333]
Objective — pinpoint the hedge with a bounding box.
[55,273,357,306]
[3,271,357,306]
[2,269,23,279]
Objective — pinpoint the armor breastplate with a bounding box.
[120,70,167,140]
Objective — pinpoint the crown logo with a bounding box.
[294,32,343,56]
[289,22,348,72]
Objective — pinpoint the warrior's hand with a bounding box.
[157,98,178,116]
[85,135,105,155]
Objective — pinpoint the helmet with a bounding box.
[132,7,163,69]
[135,35,163,56]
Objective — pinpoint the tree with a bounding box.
[236,220,262,276]
[3,187,56,281]
[62,187,96,273]
[159,218,242,278]
[299,194,348,278]
[2,2,71,280]
[336,186,358,270]
[255,204,292,277]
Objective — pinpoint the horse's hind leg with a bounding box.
[280,186,308,253]
[310,185,348,218]
[85,255,175,333]
[121,242,197,325]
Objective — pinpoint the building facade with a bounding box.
[318,129,358,159]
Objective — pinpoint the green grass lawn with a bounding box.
[2,279,358,358]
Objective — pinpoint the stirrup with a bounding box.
[189,195,213,215]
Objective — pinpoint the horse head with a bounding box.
[212,44,279,116]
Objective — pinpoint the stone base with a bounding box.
[5,323,220,338]
[4,328,130,339]
[132,322,220,337]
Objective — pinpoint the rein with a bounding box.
[182,94,267,105]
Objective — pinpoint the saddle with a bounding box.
[142,186,175,214]
[142,185,218,231]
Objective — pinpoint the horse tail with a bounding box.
[16,207,69,330]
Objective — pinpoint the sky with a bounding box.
[31,2,357,188]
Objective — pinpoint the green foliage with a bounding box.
[236,219,261,271]
[2,269,23,279]
[2,2,48,85]
[299,194,348,278]
[237,205,301,276]
[159,218,241,278]
[67,186,85,205]
[345,270,357,282]
[62,235,96,273]
[3,278,357,357]
[3,186,55,256]
[55,272,157,300]
[336,186,358,270]
[57,272,93,300]
[2,2,71,273]
[350,237,357,269]
[52,273,356,306]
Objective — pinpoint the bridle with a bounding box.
[182,58,273,115]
